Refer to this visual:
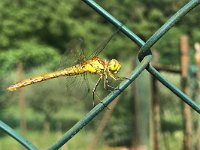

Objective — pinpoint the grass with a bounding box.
[0,128,98,150]
[1,64,196,150]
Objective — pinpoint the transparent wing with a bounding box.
[57,38,92,102]
[58,38,86,70]
[64,74,91,102]
[89,25,123,58]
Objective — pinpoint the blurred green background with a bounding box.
[0,0,200,150]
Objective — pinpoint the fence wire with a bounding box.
[0,0,200,149]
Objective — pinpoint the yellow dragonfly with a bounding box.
[7,28,123,102]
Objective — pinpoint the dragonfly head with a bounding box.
[109,59,121,74]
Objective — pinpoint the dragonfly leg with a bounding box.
[109,72,130,81]
[114,76,131,91]
[92,77,102,107]
[103,74,115,91]
[84,74,91,94]
[94,91,111,110]
[108,73,131,91]
[93,76,110,109]
[116,76,130,81]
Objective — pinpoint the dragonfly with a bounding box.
[7,27,123,103]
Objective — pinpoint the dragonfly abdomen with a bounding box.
[7,64,87,91]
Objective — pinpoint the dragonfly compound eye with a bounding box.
[109,59,121,73]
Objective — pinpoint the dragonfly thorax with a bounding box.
[108,59,121,74]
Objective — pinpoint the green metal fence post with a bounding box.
[138,0,200,61]
[49,55,152,150]
[0,120,38,150]
[1,0,200,149]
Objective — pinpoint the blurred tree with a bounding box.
[26,76,66,133]
[0,0,199,66]
[0,0,200,148]
[0,0,76,50]
[0,41,60,74]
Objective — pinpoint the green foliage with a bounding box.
[154,27,182,65]
[0,41,60,74]
[0,79,13,113]
[0,0,77,50]
[0,129,95,150]
[103,92,133,146]
[25,74,66,125]
[1,0,200,148]
[0,0,199,65]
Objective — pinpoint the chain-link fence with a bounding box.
[1,0,200,149]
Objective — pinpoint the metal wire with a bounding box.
[138,0,200,61]
[1,0,200,149]
[0,120,37,150]
[147,65,200,113]
[49,55,152,150]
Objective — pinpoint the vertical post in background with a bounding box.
[194,42,200,150]
[131,57,150,150]
[150,50,160,150]
[131,58,142,150]
[150,76,160,150]
[194,42,200,66]
[180,35,192,150]
[18,62,27,135]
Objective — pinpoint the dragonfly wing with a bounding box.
[58,38,92,103]
[64,74,91,102]
[89,25,123,58]
[58,38,86,70]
